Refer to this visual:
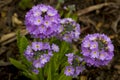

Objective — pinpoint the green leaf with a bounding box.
[17,30,21,48]
[58,74,72,80]
[65,11,71,18]
[71,14,78,21]
[58,68,72,80]
[18,0,33,10]
[47,62,52,80]
[19,36,28,55]
[53,53,59,72]
[38,68,44,80]
[60,11,64,16]
[47,57,56,80]
[53,41,71,72]
[9,58,27,71]
[68,5,75,11]
[58,0,65,3]
[23,71,39,80]
[59,41,71,61]
[17,30,32,67]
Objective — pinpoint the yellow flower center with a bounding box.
[41,25,44,28]
[68,68,71,72]
[35,12,40,16]
[93,45,96,48]
[37,19,41,23]
[45,21,48,24]
[36,45,39,48]
[93,52,96,54]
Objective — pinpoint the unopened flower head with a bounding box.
[24,42,59,68]
[59,18,80,42]
[25,4,61,39]
[81,33,114,67]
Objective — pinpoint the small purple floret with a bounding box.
[51,44,59,52]
[64,66,75,76]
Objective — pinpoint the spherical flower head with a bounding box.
[64,66,75,76]
[59,18,80,42]
[24,42,57,68]
[81,33,114,67]
[25,4,61,39]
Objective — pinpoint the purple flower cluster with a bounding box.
[59,18,80,42]
[25,4,61,39]
[24,42,59,70]
[23,3,115,78]
[81,33,114,67]
[64,53,85,77]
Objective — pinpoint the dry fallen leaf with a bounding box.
[12,13,23,26]
[0,32,16,43]
[80,75,87,80]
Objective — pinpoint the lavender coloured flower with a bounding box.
[40,54,50,64]
[25,4,61,39]
[81,33,114,67]
[33,54,51,68]
[32,69,39,74]
[24,46,34,61]
[90,50,99,58]
[31,42,42,51]
[59,18,80,42]
[73,66,85,77]
[65,53,74,65]
[24,42,58,68]
[66,53,84,66]
[33,58,44,68]
[64,66,75,76]
[51,44,59,52]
